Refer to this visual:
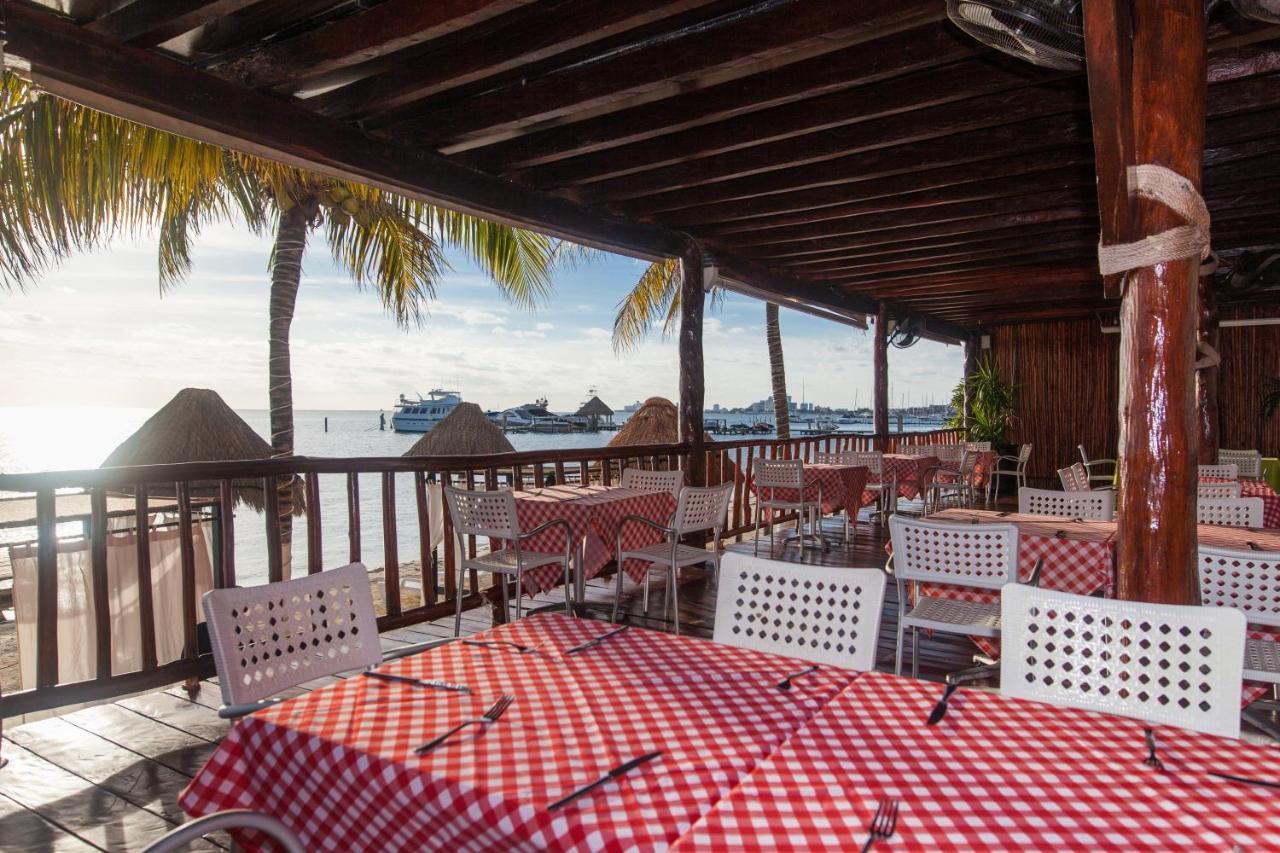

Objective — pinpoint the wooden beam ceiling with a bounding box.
[8,0,1280,330]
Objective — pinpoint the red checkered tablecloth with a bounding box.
[674,670,1280,851]
[180,614,856,852]
[865,455,940,506]
[504,485,676,594]
[753,463,868,517]
[932,450,999,489]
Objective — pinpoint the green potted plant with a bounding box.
[1258,376,1280,451]
[945,358,1017,453]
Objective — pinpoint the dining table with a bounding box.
[753,462,869,520]
[503,484,677,598]
[179,614,1280,851]
[865,454,940,507]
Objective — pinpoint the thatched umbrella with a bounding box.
[403,403,515,456]
[574,395,614,429]
[101,387,287,512]
[608,396,725,481]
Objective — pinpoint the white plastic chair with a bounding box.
[713,553,886,671]
[988,443,1032,500]
[1197,497,1264,528]
[1200,463,1240,481]
[846,450,892,521]
[202,563,443,718]
[1078,443,1117,487]
[752,458,826,556]
[1000,583,1246,738]
[1018,487,1114,520]
[142,810,304,853]
[1198,481,1243,499]
[443,486,572,635]
[620,467,683,498]
[1219,449,1263,479]
[964,441,993,452]
[1198,545,1280,686]
[612,483,732,635]
[888,515,1019,678]
[1058,462,1092,492]
[900,444,935,457]
[934,444,964,465]
[926,449,979,513]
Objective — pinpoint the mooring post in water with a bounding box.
[324,416,328,433]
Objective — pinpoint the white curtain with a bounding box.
[10,515,215,689]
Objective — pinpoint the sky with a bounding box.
[1,220,963,413]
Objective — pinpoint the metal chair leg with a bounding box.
[454,562,465,637]
[753,502,761,557]
[612,556,624,624]
[670,564,681,637]
[512,571,522,621]
[911,627,920,680]
[895,619,906,676]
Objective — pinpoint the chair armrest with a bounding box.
[218,697,287,719]
[615,513,675,539]
[141,810,304,853]
[517,517,574,559]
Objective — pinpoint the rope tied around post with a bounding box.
[1097,164,1211,278]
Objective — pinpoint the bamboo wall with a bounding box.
[990,305,1279,483]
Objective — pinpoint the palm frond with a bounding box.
[613,258,681,353]
[428,207,557,309]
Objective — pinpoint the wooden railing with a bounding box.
[0,428,962,717]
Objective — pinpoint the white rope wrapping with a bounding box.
[1097,164,1211,276]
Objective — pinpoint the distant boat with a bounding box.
[391,390,462,433]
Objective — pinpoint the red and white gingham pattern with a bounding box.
[180,614,856,852]
[754,464,869,517]
[674,670,1280,851]
[931,450,1000,490]
[866,455,939,505]
[504,486,676,594]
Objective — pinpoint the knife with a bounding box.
[926,683,960,726]
[564,625,629,656]
[362,670,470,693]
[546,751,663,811]
[1208,771,1280,790]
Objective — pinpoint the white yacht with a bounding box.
[390,390,462,432]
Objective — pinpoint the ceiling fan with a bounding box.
[946,0,1280,71]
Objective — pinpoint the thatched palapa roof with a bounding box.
[575,396,613,418]
[609,396,726,482]
[101,387,287,512]
[403,403,515,456]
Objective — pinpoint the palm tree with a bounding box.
[613,260,792,439]
[0,73,559,556]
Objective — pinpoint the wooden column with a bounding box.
[873,303,889,449]
[678,246,706,487]
[1103,0,1207,604]
[962,334,980,428]
[1196,267,1220,463]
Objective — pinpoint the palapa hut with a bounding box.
[574,396,614,431]
[608,397,725,482]
[102,387,284,512]
[403,402,515,456]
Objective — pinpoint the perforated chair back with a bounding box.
[1198,545,1280,629]
[1058,463,1091,491]
[900,444,934,457]
[934,444,964,464]
[1199,463,1239,480]
[888,515,1018,590]
[1017,487,1114,520]
[621,467,683,498]
[1218,449,1262,479]
[964,441,993,452]
[753,457,805,489]
[814,451,842,464]
[1000,583,1246,738]
[443,486,520,539]
[1017,443,1033,463]
[1197,497,1264,528]
[673,483,733,535]
[1197,481,1242,499]
[844,451,884,476]
[203,563,382,709]
[714,553,886,670]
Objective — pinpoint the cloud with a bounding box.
[428,304,507,326]
[535,322,554,332]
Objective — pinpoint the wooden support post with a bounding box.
[873,303,889,450]
[962,333,980,429]
[679,245,706,487]
[1102,0,1207,604]
[1196,267,1220,464]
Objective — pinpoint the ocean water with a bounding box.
[0,406,918,585]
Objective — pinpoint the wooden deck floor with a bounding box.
[4,503,1270,850]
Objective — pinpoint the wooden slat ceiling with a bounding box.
[13,0,1280,331]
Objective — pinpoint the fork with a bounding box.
[861,797,899,851]
[414,695,514,755]
[1143,728,1164,771]
[463,638,538,654]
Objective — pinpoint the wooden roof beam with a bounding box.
[85,0,264,48]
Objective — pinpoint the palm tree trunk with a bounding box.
[268,201,314,571]
[766,303,790,440]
